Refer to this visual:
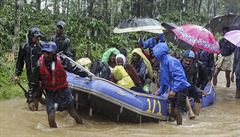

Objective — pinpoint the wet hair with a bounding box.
[119,47,127,57]
[223,26,230,32]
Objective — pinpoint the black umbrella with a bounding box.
[161,22,178,30]
[113,18,165,33]
[206,13,240,34]
[162,22,192,50]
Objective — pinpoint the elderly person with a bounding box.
[130,48,153,91]
[115,54,142,88]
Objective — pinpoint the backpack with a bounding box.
[90,60,111,80]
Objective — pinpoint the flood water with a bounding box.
[1,72,240,137]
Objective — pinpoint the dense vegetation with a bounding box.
[0,0,239,99]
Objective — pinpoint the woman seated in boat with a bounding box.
[115,54,143,87]
[111,54,148,93]
[101,48,120,72]
[130,48,153,92]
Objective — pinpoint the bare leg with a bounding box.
[174,107,182,125]
[213,68,221,86]
[236,90,240,99]
[185,96,195,119]
[67,105,83,124]
[225,71,231,88]
[168,106,175,122]
[48,111,57,128]
[39,97,46,105]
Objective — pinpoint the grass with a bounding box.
[0,58,27,100]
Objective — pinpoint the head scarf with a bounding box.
[131,48,153,78]
[115,54,126,65]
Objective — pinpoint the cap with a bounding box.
[183,50,195,59]
[56,20,65,29]
[42,41,57,53]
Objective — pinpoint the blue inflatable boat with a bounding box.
[63,53,216,122]
[67,72,216,122]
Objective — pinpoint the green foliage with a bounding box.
[0,57,26,100]
[159,11,208,25]
[0,1,211,99]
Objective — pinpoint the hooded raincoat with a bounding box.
[101,48,120,63]
[153,43,190,95]
[130,48,153,79]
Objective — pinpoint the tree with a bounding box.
[13,0,21,60]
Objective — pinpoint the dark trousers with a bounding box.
[170,86,201,110]
[45,88,74,114]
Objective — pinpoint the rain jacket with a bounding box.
[101,48,120,63]
[49,34,73,58]
[153,43,190,94]
[142,38,158,49]
[130,48,153,79]
[15,42,43,83]
[233,47,240,79]
[141,34,165,49]
[112,65,135,89]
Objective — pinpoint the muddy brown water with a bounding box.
[1,72,240,137]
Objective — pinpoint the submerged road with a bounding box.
[0,72,240,137]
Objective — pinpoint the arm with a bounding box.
[60,54,88,77]
[125,64,143,87]
[169,59,190,93]
[192,63,199,86]
[208,53,215,79]
[63,38,73,58]
[143,38,156,49]
[15,44,25,76]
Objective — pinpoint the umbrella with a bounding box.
[172,24,220,53]
[206,13,240,34]
[113,18,165,33]
[162,22,178,30]
[224,30,240,47]
[162,22,192,50]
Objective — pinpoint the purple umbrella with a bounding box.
[224,30,240,47]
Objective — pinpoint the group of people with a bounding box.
[90,35,206,125]
[14,21,92,128]
[14,21,239,127]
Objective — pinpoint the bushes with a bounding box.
[0,2,210,99]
